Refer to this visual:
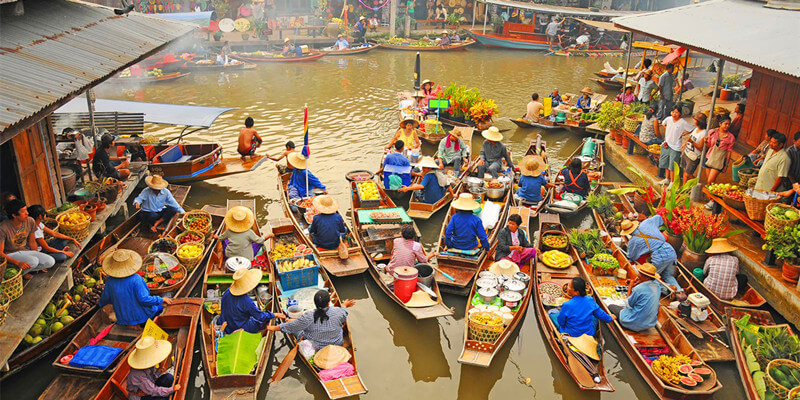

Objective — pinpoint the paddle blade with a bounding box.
[414,52,421,90]
[270,343,298,383]
[88,324,115,346]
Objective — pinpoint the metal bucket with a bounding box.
[415,263,435,287]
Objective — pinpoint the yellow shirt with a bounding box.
[397,128,418,149]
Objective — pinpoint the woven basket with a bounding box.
[182,210,212,236]
[744,192,773,222]
[723,194,747,211]
[623,115,641,132]
[738,170,758,187]
[468,312,504,343]
[148,237,178,255]
[176,242,205,269]
[1,267,23,302]
[789,386,800,399]
[56,209,91,241]
[765,203,800,233]
[766,359,800,399]
[0,295,9,326]
[175,229,205,245]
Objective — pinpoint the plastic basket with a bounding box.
[275,254,319,291]
[356,182,381,208]
[56,209,91,241]
[468,312,504,343]
[766,359,800,399]
[176,242,205,269]
[182,210,212,236]
[1,267,23,302]
[744,192,773,222]
[765,203,800,234]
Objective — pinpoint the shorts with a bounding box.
[658,146,681,171]
[238,146,254,156]
[547,34,558,44]
[680,153,701,175]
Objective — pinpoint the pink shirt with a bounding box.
[386,238,427,273]
[705,128,735,158]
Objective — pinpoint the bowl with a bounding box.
[287,305,304,319]
[465,177,483,190]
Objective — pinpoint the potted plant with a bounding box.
[764,225,800,283]
[597,101,626,144]
[469,99,498,131]
[213,31,224,41]
[676,207,747,270]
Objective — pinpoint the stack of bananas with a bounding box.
[542,250,571,269]
[277,257,315,273]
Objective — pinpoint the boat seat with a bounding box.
[154,145,193,164]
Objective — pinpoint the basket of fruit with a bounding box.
[148,237,178,255]
[356,181,381,208]
[708,183,746,210]
[139,253,184,294]
[766,359,800,399]
[56,209,91,241]
[176,230,204,245]
[540,250,573,270]
[541,230,569,252]
[275,254,320,291]
[176,242,205,269]
[468,311,504,343]
[182,210,212,236]
[589,253,620,276]
[765,203,800,234]
[738,168,758,188]
[2,266,23,302]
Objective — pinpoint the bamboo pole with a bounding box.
[691,59,725,202]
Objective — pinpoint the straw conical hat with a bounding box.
[481,126,503,142]
[620,220,639,236]
[452,193,480,211]
[229,268,262,296]
[421,79,434,86]
[102,249,142,278]
[145,175,169,190]
[314,345,351,369]
[288,152,308,169]
[519,155,546,177]
[405,290,438,307]
[488,259,519,276]
[566,334,600,361]
[225,206,255,233]
[580,87,593,95]
[313,195,339,214]
[417,156,440,169]
[638,262,660,280]
[128,336,172,369]
[705,237,737,254]
[400,118,420,128]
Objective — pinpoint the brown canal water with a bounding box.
[6,48,745,399]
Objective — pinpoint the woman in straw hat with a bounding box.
[575,87,593,111]
[444,193,490,251]
[625,214,680,294]
[477,127,514,179]
[494,213,536,266]
[548,277,614,337]
[267,290,356,350]
[515,155,551,204]
[308,195,347,251]
[439,30,451,46]
[399,156,454,204]
[126,336,180,400]
[217,269,285,334]
[703,238,741,300]
[607,263,662,332]
[616,84,636,105]
[215,206,273,261]
[386,225,436,274]
[98,249,171,326]
[133,175,185,233]
[287,152,327,200]
[385,119,421,151]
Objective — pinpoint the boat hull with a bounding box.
[470,31,549,50]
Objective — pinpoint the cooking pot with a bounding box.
[499,291,522,308]
[486,184,506,201]
[475,277,497,290]
[477,287,498,304]
[502,279,526,295]
[465,177,484,191]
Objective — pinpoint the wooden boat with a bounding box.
[321,43,377,55]
[171,204,226,298]
[236,52,326,62]
[3,185,190,378]
[458,206,533,366]
[726,307,779,400]
[434,160,513,293]
[512,138,552,218]
[509,115,559,129]
[278,174,370,276]
[91,298,202,400]
[144,143,267,183]
[377,39,475,51]
[270,218,368,399]
[544,139,604,218]
[470,24,549,51]
[407,126,475,220]
[551,48,626,57]
[140,53,191,73]
[199,200,276,400]
[185,60,256,71]
[350,180,453,319]
[593,78,623,91]
[533,214,614,391]
[107,71,190,84]
[580,233,723,399]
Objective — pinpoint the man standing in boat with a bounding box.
[133,175,185,233]
[546,16,565,52]
[353,16,367,44]
[238,117,262,159]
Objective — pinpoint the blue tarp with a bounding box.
[56,99,235,128]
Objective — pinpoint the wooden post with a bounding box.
[390,0,397,37]
[691,59,725,202]
[482,1,488,34]
[471,0,476,29]
[404,2,411,37]
[620,32,634,119]
[678,49,690,103]
[86,90,97,180]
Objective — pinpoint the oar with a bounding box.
[675,317,703,339]
[429,263,456,282]
[683,317,730,348]
[270,336,298,383]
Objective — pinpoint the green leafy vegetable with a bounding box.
[216,330,264,375]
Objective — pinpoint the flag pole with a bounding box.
[305,104,309,198]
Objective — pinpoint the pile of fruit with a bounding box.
[270,243,312,260]
[357,181,380,201]
[578,112,598,123]
[184,213,211,233]
[651,354,704,386]
[57,211,90,228]
[150,238,177,254]
[178,231,203,244]
[139,269,184,289]
[177,243,203,260]
[384,37,437,47]
[542,234,568,249]
[589,253,619,274]
[769,363,800,394]
[470,311,503,326]
[277,257,316,273]
[369,210,401,221]
[4,267,19,280]
[648,144,661,154]
[707,183,743,201]
[542,250,571,269]
[147,68,164,77]
[769,205,800,221]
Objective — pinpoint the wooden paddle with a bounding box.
[683,317,730,348]
[430,264,456,281]
[269,337,298,383]
[675,317,703,339]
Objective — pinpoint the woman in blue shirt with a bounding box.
[399,156,453,204]
[287,152,327,199]
[575,88,592,110]
[217,269,285,334]
[515,155,550,204]
[308,195,348,250]
[98,249,170,326]
[445,193,490,251]
[548,277,614,337]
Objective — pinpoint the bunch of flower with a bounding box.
[656,207,685,236]
[676,207,746,253]
[468,99,498,123]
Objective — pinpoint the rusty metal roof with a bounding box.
[479,0,639,17]
[0,0,195,139]
[613,0,800,80]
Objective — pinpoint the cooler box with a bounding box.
[299,45,310,54]
[69,345,124,370]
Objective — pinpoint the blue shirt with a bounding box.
[549,93,563,107]
[333,39,349,50]
[558,295,612,337]
[445,211,490,250]
[627,215,679,288]
[133,187,185,214]
[98,275,163,326]
[516,174,547,202]
[576,96,591,109]
[420,172,446,204]
[289,169,326,199]
[620,280,661,332]
[309,212,347,250]
[217,289,274,334]
[561,167,590,197]
[355,21,366,34]
[382,152,412,189]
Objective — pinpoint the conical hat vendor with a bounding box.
[214,206,273,261]
[308,195,348,251]
[126,336,180,400]
[624,214,680,293]
[444,194,489,252]
[98,249,172,326]
[287,152,327,200]
[133,175,185,233]
[217,269,285,334]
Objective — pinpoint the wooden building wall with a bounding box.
[9,117,64,209]
[740,70,800,148]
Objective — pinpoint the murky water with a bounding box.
[5,48,746,399]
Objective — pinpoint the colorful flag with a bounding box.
[301,105,310,158]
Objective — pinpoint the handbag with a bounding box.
[337,236,350,259]
[706,143,727,170]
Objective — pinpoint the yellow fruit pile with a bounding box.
[178,243,203,259]
[648,144,661,154]
[147,68,164,77]
[470,312,503,326]
[57,212,89,227]
[542,250,571,269]
[277,257,315,273]
[357,181,379,200]
[652,354,692,385]
[270,243,297,260]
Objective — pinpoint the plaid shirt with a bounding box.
[703,254,739,300]
[280,306,348,350]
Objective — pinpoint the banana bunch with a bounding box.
[542,250,571,269]
[277,257,315,273]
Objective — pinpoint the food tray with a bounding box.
[356,207,412,224]
[538,281,563,307]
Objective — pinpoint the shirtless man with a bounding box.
[238,117,262,159]
[268,141,297,173]
[525,93,544,122]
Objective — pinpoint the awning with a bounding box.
[155,11,213,28]
[478,0,639,18]
[572,18,627,32]
[57,99,235,128]
[0,0,196,143]
[612,0,800,80]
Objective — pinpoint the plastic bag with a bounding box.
[480,201,501,230]
[298,339,316,358]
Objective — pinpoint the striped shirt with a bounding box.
[386,238,427,273]
[703,254,739,300]
[280,306,348,350]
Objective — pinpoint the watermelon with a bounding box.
[147,282,158,289]
[688,373,703,383]
[690,360,703,367]
[693,367,712,377]
[680,377,697,388]
[678,364,694,374]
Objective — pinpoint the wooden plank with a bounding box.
[37,374,106,400]
[702,187,766,238]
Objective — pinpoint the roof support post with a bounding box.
[482,1,489,34]
[678,49,690,102]
[691,58,725,202]
[620,31,634,119]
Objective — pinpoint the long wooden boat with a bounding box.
[458,206,533,366]
[551,48,626,57]
[512,138,551,218]
[533,214,614,391]
[350,180,453,319]
[434,160,513,292]
[593,77,624,91]
[510,115,559,129]
[580,233,723,399]
[144,143,267,183]
[470,30,549,50]
[544,139,604,218]
[199,200,275,399]
[107,71,190,84]
[321,43,377,55]
[236,52,326,62]
[91,298,202,400]
[185,61,256,71]
[278,174,370,276]
[726,307,780,400]
[2,185,190,379]
[377,40,475,51]
[140,53,191,73]
[270,217,368,398]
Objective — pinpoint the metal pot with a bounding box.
[477,287,498,304]
[486,184,506,201]
[499,291,522,308]
[513,272,530,284]
[502,279,526,295]
[478,271,497,280]
[475,277,497,290]
[465,177,484,191]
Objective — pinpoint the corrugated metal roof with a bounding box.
[612,0,800,79]
[57,98,234,128]
[479,0,639,17]
[0,0,196,137]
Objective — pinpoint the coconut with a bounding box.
[55,309,68,318]
[35,318,46,327]
[60,315,75,324]
[44,303,57,316]
[51,322,64,333]
[28,325,43,337]
[24,334,34,344]
[31,336,43,344]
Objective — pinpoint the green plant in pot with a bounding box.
[213,31,224,41]
[597,101,626,139]
[764,224,800,283]
[676,207,747,270]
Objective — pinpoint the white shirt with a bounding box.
[683,128,707,160]
[34,222,45,251]
[662,117,694,151]
[74,135,93,161]
[576,34,590,45]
